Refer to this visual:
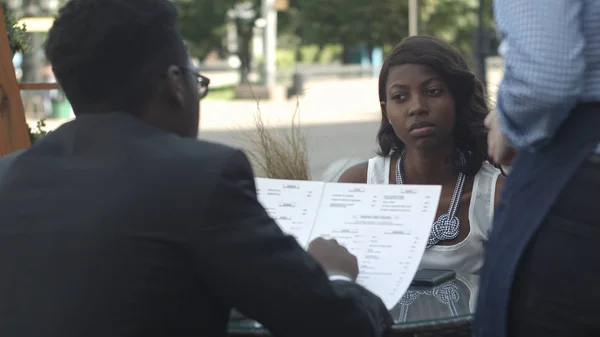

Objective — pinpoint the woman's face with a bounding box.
[382,63,456,150]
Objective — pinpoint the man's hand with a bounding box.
[307,237,359,281]
[485,109,517,166]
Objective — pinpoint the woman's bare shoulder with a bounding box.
[338,161,369,183]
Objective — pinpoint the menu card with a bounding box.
[254,178,441,309]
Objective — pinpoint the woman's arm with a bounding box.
[494,175,506,208]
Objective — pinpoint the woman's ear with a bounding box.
[380,101,387,117]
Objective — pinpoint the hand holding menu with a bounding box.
[254,178,442,309]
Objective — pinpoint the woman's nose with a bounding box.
[408,95,428,116]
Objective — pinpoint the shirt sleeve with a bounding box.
[493,0,586,150]
[329,274,354,282]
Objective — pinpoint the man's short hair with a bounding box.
[45,0,187,115]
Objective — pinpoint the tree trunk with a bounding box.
[235,17,254,85]
[312,42,325,63]
[21,0,41,83]
[341,43,351,64]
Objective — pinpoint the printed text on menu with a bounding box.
[254,178,441,309]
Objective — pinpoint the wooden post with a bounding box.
[0,5,32,157]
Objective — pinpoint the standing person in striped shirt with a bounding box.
[476,0,600,336]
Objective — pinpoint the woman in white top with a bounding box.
[339,36,504,274]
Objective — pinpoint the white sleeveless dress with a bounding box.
[366,156,501,274]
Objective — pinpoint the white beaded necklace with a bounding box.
[395,150,466,248]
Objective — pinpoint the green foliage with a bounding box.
[176,0,260,84]
[175,0,231,58]
[205,84,236,100]
[276,7,301,38]
[174,0,498,67]
[298,44,341,64]
[28,119,49,144]
[291,0,409,52]
[176,0,261,59]
[420,0,498,57]
[286,0,497,63]
[2,2,29,55]
[3,4,46,143]
[266,45,341,70]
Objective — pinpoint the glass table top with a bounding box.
[228,272,479,332]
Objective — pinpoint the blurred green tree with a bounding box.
[290,0,409,63]
[289,0,497,63]
[175,0,261,84]
[175,0,230,59]
[174,0,499,71]
[420,0,498,59]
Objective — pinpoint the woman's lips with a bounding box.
[410,126,436,137]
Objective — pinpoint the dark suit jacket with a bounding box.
[0,113,393,337]
[474,103,600,337]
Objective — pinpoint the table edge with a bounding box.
[228,315,473,336]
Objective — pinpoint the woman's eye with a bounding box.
[391,93,407,101]
[426,88,442,96]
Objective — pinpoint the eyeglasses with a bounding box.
[180,66,210,100]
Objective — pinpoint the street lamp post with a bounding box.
[261,0,277,88]
[476,0,488,91]
[409,0,418,36]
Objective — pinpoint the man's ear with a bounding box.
[165,65,186,108]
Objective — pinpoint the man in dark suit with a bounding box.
[0,1,393,336]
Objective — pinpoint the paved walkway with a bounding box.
[30,78,381,131]
[200,119,380,181]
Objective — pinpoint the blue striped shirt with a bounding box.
[493,0,600,152]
